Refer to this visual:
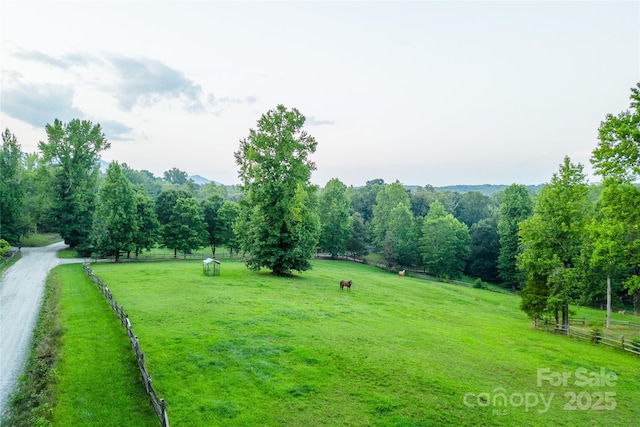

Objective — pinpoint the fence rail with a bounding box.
[83,263,169,427]
[536,321,640,357]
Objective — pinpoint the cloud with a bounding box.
[6,49,256,120]
[100,120,134,141]
[13,49,101,69]
[0,80,83,128]
[106,55,206,112]
[305,116,336,126]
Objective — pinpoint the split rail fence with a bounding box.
[536,320,640,357]
[83,263,170,427]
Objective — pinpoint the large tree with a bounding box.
[420,200,470,279]
[468,216,500,282]
[92,162,137,262]
[591,82,640,181]
[201,194,225,256]
[383,202,418,269]
[371,181,411,252]
[0,129,25,244]
[497,184,533,290]
[590,82,640,317]
[131,186,160,258]
[518,157,590,329]
[234,105,320,275]
[163,197,207,257]
[318,178,352,258]
[455,191,491,228]
[39,119,110,253]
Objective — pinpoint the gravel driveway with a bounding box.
[0,241,84,416]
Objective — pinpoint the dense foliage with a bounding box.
[234,105,320,275]
[2,83,639,320]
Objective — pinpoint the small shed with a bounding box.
[203,258,220,276]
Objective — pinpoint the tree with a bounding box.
[217,201,241,255]
[0,129,25,244]
[455,191,491,228]
[518,157,590,329]
[468,216,500,282]
[383,202,418,269]
[155,188,191,224]
[92,162,137,262]
[163,167,189,185]
[420,200,470,279]
[21,152,55,234]
[131,186,160,258]
[234,105,320,275]
[201,195,225,256]
[162,197,207,257]
[348,179,384,223]
[591,82,640,181]
[121,163,163,198]
[345,212,368,259]
[371,181,411,252]
[39,119,110,253]
[497,184,533,290]
[590,82,640,318]
[318,178,352,258]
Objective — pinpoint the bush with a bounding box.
[473,278,487,289]
[0,238,12,257]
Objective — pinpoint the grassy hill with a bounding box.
[78,259,639,426]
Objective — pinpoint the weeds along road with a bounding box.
[0,241,83,416]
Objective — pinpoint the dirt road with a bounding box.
[0,241,82,416]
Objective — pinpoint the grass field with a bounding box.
[18,233,61,247]
[84,259,640,426]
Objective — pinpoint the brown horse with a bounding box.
[340,280,352,292]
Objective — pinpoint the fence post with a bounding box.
[622,335,625,350]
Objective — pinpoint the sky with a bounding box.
[1,0,639,187]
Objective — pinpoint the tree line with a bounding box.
[1,84,638,326]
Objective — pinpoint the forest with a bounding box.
[1,84,639,326]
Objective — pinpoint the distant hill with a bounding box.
[188,175,214,185]
[434,184,544,196]
[402,184,544,196]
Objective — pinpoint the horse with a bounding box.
[340,280,352,292]
[399,270,405,277]
[618,310,626,315]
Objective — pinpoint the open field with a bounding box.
[86,259,640,426]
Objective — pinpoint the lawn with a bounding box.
[86,259,640,426]
[18,233,61,247]
[52,265,158,426]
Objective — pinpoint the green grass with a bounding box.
[86,259,640,426]
[18,233,62,247]
[51,265,158,426]
[57,248,79,259]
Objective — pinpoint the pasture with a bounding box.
[85,259,639,426]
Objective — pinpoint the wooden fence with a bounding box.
[536,320,640,357]
[83,263,170,427]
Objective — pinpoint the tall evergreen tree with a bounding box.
[234,105,320,275]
